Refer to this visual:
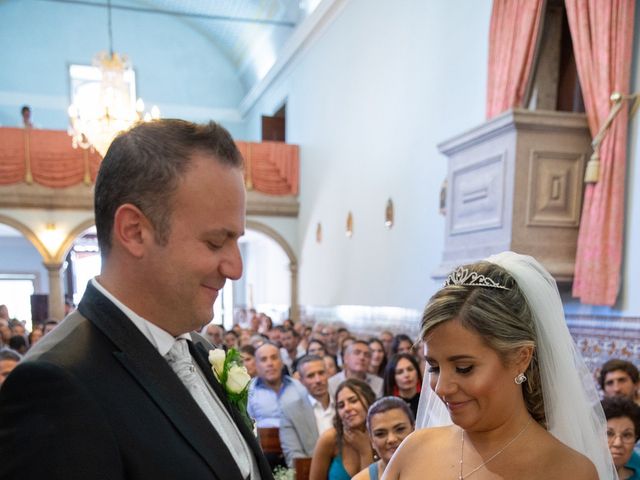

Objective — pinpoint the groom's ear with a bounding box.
[112,203,155,258]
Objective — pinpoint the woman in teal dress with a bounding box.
[309,379,376,480]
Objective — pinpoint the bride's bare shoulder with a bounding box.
[400,425,452,451]
[382,426,457,480]
[535,430,599,479]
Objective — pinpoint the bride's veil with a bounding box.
[415,252,616,479]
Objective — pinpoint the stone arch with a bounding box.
[0,213,51,262]
[245,219,299,320]
[54,218,97,263]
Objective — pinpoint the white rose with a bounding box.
[226,364,251,394]
[209,349,226,379]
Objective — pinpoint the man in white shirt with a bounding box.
[279,355,334,467]
[328,340,383,399]
[280,328,305,373]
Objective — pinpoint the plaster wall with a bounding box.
[0,236,48,293]
[244,0,493,310]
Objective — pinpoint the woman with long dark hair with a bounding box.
[368,338,387,377]
[383,353,422,419]
[309,378,376,480]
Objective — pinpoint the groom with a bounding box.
[0,120,273,480]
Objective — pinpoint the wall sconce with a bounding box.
[40,222,65,256]
[316,222,322,243]
[385,199,394,229]
[346,212,353,238]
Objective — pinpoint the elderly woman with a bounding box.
[602,396,640,479]
[309,379,376,480]
[352,397,415,480]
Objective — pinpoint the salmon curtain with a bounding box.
[0,128,101,187]
[236,141,299,196]
[0,129,299,196]
[486,0,545,119]
[565,0,635,305]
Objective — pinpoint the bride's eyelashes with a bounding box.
[426,365,474,375]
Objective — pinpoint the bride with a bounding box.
[382,252,615,480]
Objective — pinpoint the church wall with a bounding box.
[243,0,494,310]
[0,236,48,293]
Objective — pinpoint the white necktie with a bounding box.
[165,339,256,479]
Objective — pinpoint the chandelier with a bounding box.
[67,0,159,157]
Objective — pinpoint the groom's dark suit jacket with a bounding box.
[0,283,273,479]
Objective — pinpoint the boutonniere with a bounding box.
[208,347,253,431]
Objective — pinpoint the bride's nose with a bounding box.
[433,371,457,397]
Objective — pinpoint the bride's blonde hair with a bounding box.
[421,261,545,427]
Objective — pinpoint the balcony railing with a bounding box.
[0,127,299,196]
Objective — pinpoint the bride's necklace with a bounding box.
[458,418,532,480]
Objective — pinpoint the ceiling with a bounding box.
[43,0,321,90]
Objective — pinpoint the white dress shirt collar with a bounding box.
[307,393,332,410]
[91,277,189,356]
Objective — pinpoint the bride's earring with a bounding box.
[515,373,527,385]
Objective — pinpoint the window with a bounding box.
[0,274,36,330]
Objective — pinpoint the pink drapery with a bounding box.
[566,0,635,305]
[486,0,545,119]
[236,141,299,196]
[0,128,299,196]
[0,128,101,187]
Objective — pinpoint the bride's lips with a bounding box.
[446,400,471,412]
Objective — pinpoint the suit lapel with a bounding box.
[190,340,274,480]
[78,283,243,480]
[297,397,319,453]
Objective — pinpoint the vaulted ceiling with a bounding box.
[42,0,321,91]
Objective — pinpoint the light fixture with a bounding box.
[385,198,394,229]
[346,212,353,238]
[67,0,159,157]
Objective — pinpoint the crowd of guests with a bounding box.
[198,311,427,479]
[0,304,58,386]
[3,301,640,479]
[202,309,640,480]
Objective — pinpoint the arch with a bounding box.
[0,213,51,262]
[245,219,299,320]
[246,220,297,266]
[54,218,97,263]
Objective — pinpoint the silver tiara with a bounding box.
[444,266,510,290]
